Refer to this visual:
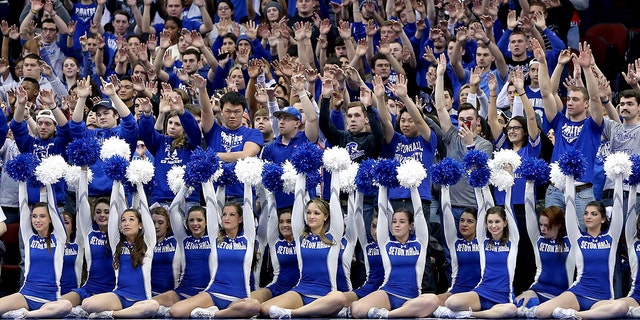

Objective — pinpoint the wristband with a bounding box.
[514,91,524,96]
[49,105,57,110]
[466,144,475,150]
[601,99,609,105]
[31,9,38,15]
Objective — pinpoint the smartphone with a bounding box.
[218,52,229,60]
[463,120,472,128]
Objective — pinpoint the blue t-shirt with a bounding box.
[550,114,603,184]
[383,132,437,201]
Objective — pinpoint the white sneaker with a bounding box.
[552,307,581,319]
[367,307,389,319]
[67,305,89,318]
[450,307,473,319]
[1,308,27,319]
[88,310,114,319]
[191,306,219,319]
[628,306,640,318]
[517,306,537,318]
[337,307,351,318]
[432,306,453,318]
[157,305,171,318]
[268,306,292,319]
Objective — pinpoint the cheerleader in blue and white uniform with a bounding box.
[352,210,384,301]
[444,202,519,318]
[154,204,212,313]
[149,206,178,297]
[60,211,82,295]
[436,207,480,305]
[81,195,159,317]
[251,208,300,303]
[535,199,628,318]
[169,180,261,318]
[0,199,70,318]
[350,188,440,318]
[621,193,640,317]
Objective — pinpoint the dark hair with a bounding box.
[32,202,53,251]
[620,89,640,105]
[23,53,41,63]
[184,104,201,118]
[165,16,183,30]
[458,102,479,118]
[114,208,147,270]
[41,18,57,29]
[164,111,189,149]
[540,206,567,254]
[61,211,77,243]
[187,206,207,237]
[505,116,528,147]
[461,207,477,219]
[302,198,333,245]
[182,48,202,61]
[22,77,40,91]
[217,0,235,11]
[370,53,389,70]
[486,206,509,247]
[220,91,248,110]
[584,201,608,232]
[151,206,172,237]
[112,9,131,21]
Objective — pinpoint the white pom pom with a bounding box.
[397,158,427,189]
[550,162,567,190]
[604,151,632,180]
[489,149,522,172]
[236,157,264,186]
[100,137,132,160]
[64,166,93,192]
[35,155,69,184]
[167,166,186,195]
[339,162,359,193]
[490,169,515,191]
[212,167,224,182]
[281,160,299,194]
[323,147,351,173]
[126,159,155,184]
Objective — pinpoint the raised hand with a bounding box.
[38,89,56,108]
[389,74,408,98]
[319,18,331,35]
[190,73,206,89]
[170,92,185,114]
[339,21,352,39]
[237,47,250,65]
[372,75,385,97]
[355,38,367,56]
[76,76,92,98]
[31,0,43,12]
[304,67,318,83]
[320,75,334,98]
[8,24,19,40]
[16,85,27,105]
[622,59,640,87]
[0,20,9,36]
[245,20,258,40]
[557,48,572,65]
[365,19,378,37]
[487,72,497,93]
[529,38,545,62]
[108,74,121,92]
[137,97,152,113]
[512,66,525,91]
[436,53,447,75]
[160,30,172,49]
[176,68,189,82]
[100,77,118,96]
[574,41,592,68]
[291,73,306,92]
[247,59,262,78]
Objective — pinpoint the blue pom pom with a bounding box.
[373,159,400,188]
[558,150,587,179]
[206,148,221,173]
[431,158,464,186]
[355,159,377,196]
[290,143,323,175]
[66,138,100,166]
[6,153,39,182]
[184,148,218,188]
[215,162,239,187]
[468,166,491,188]
[306,171,322,190]
[103,156,129,181]
[463,150,489,171]
[628,155,640,186]
[262,162,284,193]
[516,157,550,186]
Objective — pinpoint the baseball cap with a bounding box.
[36,109,57,125]
[92,99,116,112]
[273,106,302,121]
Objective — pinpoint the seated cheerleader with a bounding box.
[0,202,70,318]
[516,206,571,317]
[442,206,518,318]
[60,210,82,295]
[251,209,300,303]
[81,207,159,318]
[346,212,384,310]
[169,202,261,318]
[621,200,640,318]
[535,201,628,319]
[149,206,178,297]
[350,203,440,318]
[260,198,346,318]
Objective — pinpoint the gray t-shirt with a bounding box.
[444,126,494,207]
[602,118,640,191]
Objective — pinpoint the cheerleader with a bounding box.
[351,210,384,302]
[169,196,261,318]
[154,205,211,314]
[0,200,70,318]
[149,206,178,296]
[251,209,300,303]
[60,211,82,295]
[81,198,159,317]
[621,193,640,317]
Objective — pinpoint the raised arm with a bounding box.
[534,39,558,124]
[373,75,395,144]
[392,74,431,141]
[512,67,540,140]
[486,72,503,141]
[434,54,452,133]
[576,42,603,126]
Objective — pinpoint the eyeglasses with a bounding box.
[137,143,146,148]
[506,126,523,132]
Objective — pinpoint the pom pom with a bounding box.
[6,153,39,182]
[66,138,100,166]
[65,166,93,192]
[184,148,218,188]
[35,155,69,184]
[603,151,632,180]
[431,158,464,186]
[463,150,489,171]
[322,147,351,173]
[306,170,322,190]
[281,160,298,194]
[339,162,359,193]
[468,166,491,188]
[167,166,186,195]
[126,159,155,185]
[489,149,522,172]
[397,158,427,189]
[373,159,400,188]
[290,143,323,175]
[628,155,640,186]
[355,159,377,196]
[205,148,221,173]
[516,158,550,186]
[215,162,239,187]
[103,156,129,181]
[262,162,284,194]
[558,150,587,179]
[235,157,264,186]
[212,167,224,182]
[489,169,515,191]
[549,162,567,190]
[100,137,132,160]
